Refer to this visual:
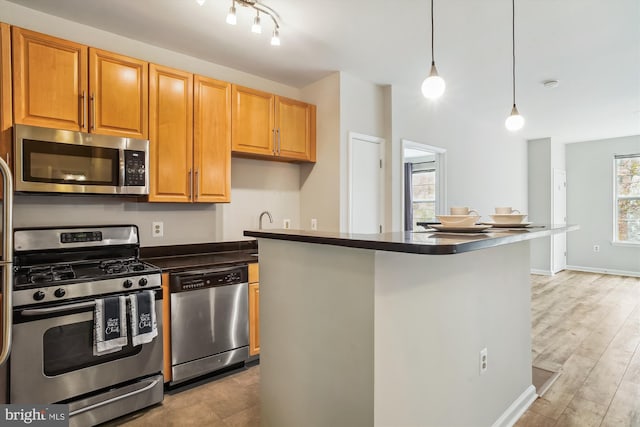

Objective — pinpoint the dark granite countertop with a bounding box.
[140,240,258,273]
[244,224,578,255]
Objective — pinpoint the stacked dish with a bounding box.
[485,213,531,228]
[433,215,491,232]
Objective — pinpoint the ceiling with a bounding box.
[6,0,640,144]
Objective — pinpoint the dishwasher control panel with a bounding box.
[170,265,248,293]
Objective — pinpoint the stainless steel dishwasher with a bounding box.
[169,264,249,385]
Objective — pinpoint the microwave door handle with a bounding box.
[119,151,126,188]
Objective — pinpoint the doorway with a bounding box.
[402,139,447,231]
[347,132,385,234]
[552,169,567,273]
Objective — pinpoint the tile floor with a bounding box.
[110,270,640,427]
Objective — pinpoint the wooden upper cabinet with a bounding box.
[194,76,231,203]
[12,27,148,138]
[231,85,274,157]
[276,96,316,162]
[0,23,12,167]
[148,64,193,203]
[12,27,88,131]
[231,84,316,163]
[89,49,148,139]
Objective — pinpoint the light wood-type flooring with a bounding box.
[517,271,640,427]
[109,270,639,426]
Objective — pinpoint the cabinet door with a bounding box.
[12,27,88,131]
[89,49,148,138]
[249,281,260,356]
[275,96,316,162]
[0,23,11,168]
[194,76,231,203]
[149,64,193,202]
[231,85,274,157]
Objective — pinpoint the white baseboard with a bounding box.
[566,265,640,278]
[530,269,553,276]
[491,385,537,427]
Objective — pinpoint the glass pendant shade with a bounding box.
[271,29,281,46]
[226,5,237,25]
[251,14,262,33]
[505,105,525,131]
[421,64,446,99]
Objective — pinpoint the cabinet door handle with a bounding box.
[195,169,199,201]
[80,91,86,130]
[272,129,276,155]
[5,152,9,167]
[188,169,193,200]
[90,93,96,130]
[277,129,281,155]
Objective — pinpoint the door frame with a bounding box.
[551,168,567,273]
[401,139,447,230]
[347,132,385,233]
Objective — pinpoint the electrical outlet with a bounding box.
[152,221,164,237]
[593,245,600,253]
[311,218,318,230]
[479,348,488,374]
[283,219,291,229]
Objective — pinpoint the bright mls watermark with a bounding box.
[0,405,68,426]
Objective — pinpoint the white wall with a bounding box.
[299,73,341,232]
[390,84,528,231]
[299,72,388,233]
[566,135,640,275]
[1,0,304,246]
[221,158,300,241]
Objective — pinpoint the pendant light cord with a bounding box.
[431,0,435,66]
[512,0,516,107]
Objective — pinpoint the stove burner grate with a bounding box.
[99,259,149,275]
[28,264,76,283]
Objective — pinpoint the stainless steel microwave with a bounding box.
[14,124,149,195]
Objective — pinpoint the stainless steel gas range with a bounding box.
[10,225,164,427]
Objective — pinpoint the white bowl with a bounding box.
[489,213,528,224]
[436,215,479,227]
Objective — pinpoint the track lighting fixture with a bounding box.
[197,0,281,46]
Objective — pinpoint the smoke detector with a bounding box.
[542,80,560,88]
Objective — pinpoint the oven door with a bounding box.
[9,290,163,404]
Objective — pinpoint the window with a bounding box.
[412,162,437,228]
[615,155,640,243]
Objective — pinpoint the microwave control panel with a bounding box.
[124,150,146,186]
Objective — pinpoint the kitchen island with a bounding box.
[244,225,576,427]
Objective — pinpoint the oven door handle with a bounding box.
[20,300,96,316]
[69,378,160,417]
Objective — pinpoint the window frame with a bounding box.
[613,154,640,246]
[411,164,437,226]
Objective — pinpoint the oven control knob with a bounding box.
[138,277,148,287]
[54,288,66,298]
[33,291,45,301]
[123,279,133,289]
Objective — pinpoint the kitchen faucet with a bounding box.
[259,211,273,229]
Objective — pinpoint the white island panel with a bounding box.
[374,242,533,426]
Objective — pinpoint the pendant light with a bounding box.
[421,0,446,99]
[505,0,524,131]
